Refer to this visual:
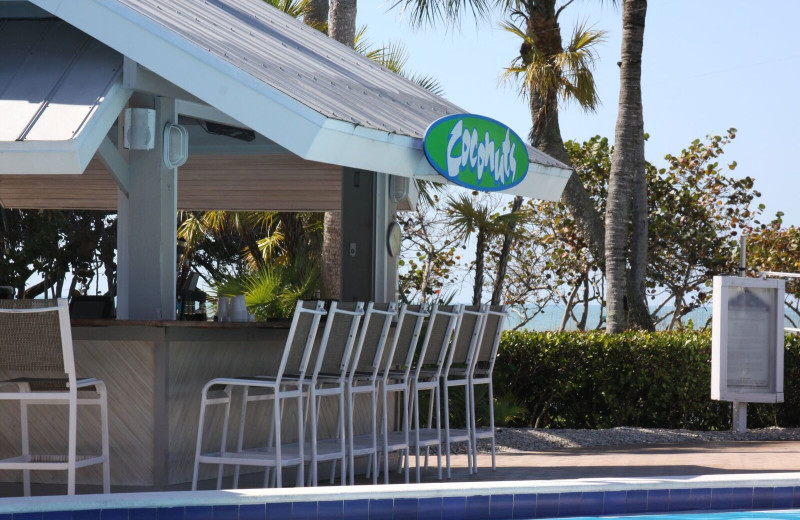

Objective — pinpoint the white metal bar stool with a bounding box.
[0,298,110,496]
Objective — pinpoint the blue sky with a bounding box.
[360,0,800,226]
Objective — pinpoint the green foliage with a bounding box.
[495,330,800,429]
[213,254,321,320]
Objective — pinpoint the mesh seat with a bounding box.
[0,298,110,496]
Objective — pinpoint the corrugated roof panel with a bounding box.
[0,20,123,143]
[110,0,567,170]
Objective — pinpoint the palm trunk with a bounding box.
[473,231,486,305]
[528,0,606,270]
[306,0,329,28]
[627,118,653,330]
[604,0,647,333]
[329,0,356,47]
[491,195,523,305]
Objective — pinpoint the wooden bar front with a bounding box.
[0,320,371,490]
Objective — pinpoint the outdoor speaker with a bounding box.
[123,108,156,150]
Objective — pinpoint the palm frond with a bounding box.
[389,0,498,28]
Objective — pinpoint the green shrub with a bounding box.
[494,331,800,430]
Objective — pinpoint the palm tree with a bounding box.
[604,0,648,332]
[447,193,527,305]
[391,0,608,305]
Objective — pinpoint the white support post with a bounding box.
[116,95,178,320]
[372,173,399,304]
[732,401,747,433]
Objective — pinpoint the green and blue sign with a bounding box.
[423,114,528,192]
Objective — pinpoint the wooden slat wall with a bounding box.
[0,155,343,212]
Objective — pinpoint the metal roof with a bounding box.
[20,0,571,199]
[0,19,130,173]
[0,19,122,142]
[108,0,567,170]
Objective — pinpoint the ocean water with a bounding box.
[511,304,712,331]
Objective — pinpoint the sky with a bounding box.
[359,0,800,226]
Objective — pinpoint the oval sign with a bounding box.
[423,114,529,192]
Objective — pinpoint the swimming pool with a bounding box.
[2,473,800,520]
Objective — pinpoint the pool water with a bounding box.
[562,511,800,520]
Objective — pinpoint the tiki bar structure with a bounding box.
[0,0,571,492]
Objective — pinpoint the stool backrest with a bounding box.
[381,304,427,383]
[279,300,326,382]
[415,303,461,379]
[0,298,74,386]
[310,301,364,384]
[349,302,397,383]
[472,304,508,376]
[444,305,487,375]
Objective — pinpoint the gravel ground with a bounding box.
[455,427,800,454]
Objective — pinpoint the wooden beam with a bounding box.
[96,136,130,197]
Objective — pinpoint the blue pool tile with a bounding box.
[668,489,691,512]
[626,490,648,514]
[466,496,490,520]
[342,500,368,520]
[317,501,343,520]
[14,514,41,520]
[753,487,774,509]
[185,507,211,520]
[602,491,626,516]
[158,508,185,520]
[1,514,11,520]
[370,499,393,520]
[212,506,237,520]
[731,487,753,510]
[265,503,291,520]
[558,492,581,518]
[647,490,669,513]
[440,496,463,520]
[580,492,603,516]
[794,487,800,509]
[534,494,558,519]
[710,488,733,510]
[774,487,794,509]
[43,512,71,520]
[512,494,536,520]
[130,510,157,520]
[489,495,513,520]
[395,498,418,520]
[73,512,100,520]
[100,512,127,520]
[239,505,265,520]
[418,498,443,520]
[690,488,711,511]
[292,501,317,520]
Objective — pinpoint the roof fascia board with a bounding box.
[0,80,131,175]
[0,141,82,174]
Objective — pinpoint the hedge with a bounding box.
[494,331,800,430]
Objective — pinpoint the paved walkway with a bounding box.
[3,441,800,496]
[408,441,800,483]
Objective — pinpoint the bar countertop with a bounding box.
[71,319,292,329]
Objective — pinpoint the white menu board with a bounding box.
[711,277,784,403]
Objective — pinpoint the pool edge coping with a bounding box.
[3,472,800,513]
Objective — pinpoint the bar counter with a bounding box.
[0,319,327,490]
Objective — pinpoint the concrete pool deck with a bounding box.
[2,440,799,496]
[409,441,800,483]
